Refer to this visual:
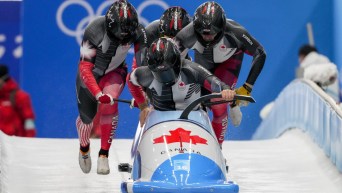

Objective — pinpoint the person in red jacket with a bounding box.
[0,64,36,137]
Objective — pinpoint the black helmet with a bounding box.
[159,6,191,38]
[193,1,226,46]
[147,38,181,85]
[105,0,139,41]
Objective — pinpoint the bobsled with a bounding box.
[119,94,255,193]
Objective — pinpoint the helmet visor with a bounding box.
[199,25,221,35]
[201,32,217,42]
[108,21,137,40]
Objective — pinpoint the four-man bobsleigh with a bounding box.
[119,93,255,193]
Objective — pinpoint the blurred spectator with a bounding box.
[297,44,339,102]
[0,64,36,137]
[260,45,340,120]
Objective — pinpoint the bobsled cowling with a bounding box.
[122,110,239,193]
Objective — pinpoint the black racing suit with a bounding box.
[175,19,266,144]
[128,59,229,111]
[75,16,147,149]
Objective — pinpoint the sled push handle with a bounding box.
[179,93,255,120]
[112,98,132,104]
[202,94,256,107]
[111,98,137,109]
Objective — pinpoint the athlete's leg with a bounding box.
[211,103,228,146]
[96,66,127,174]
[211,53,243,146]
[76,73,98,173]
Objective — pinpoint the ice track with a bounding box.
[0,129,342,193]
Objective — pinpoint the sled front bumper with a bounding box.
[121,180,239,193]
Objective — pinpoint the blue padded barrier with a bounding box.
[253,79,342,172]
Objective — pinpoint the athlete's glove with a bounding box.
[235,83,252,106]
[96,93,114,105]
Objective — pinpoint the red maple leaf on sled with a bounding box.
[153,128,207,152]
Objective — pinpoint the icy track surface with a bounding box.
[1,129,342,193]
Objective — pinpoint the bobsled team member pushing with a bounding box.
[128,38,236,127]
[175,1,266,146]
[146,6,191,44]
[132,6,191,69]
[75,0,147,175]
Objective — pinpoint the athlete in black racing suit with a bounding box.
[75,0,147,175]
[175,1,266,146]
[128,38,236,126]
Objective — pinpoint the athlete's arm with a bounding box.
[78,36,100,98]
[186,60,230,92]
[127,66,152,107]
[190,61,235,101]
[229,20,266,86]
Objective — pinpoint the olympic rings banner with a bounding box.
[22,0,334,139]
